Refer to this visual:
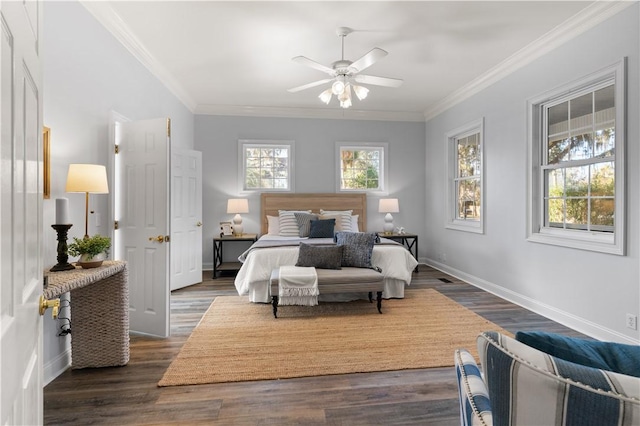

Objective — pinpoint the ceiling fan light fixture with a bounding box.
[318,88,333,104]
[353,85,369,101]
[331,80,345,95]
[339,84,352,108]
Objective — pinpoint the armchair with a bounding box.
[455,331,640,426]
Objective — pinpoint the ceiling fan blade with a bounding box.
[354,74,403,88]
[287,78,333,93]
[291,56,335,76]
[349,48,388,73]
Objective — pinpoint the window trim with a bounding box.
[335,142,389,194]
[526,59,626,255]
[238,139,295,193]
[445,118,485,234]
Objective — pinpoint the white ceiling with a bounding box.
[82,1,624,121]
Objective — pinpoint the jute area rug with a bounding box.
[158,289,509,386]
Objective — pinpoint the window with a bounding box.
[336,143,388,193]
[239,140,294,192]
[527,60,625,255]
[446,119,484,233]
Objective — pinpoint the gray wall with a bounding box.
[424,5,639,343]
[42,1,194,383]
[194,115,426,268]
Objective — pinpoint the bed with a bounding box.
[233,192,419,303]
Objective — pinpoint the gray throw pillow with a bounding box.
[334,232,378,268]
[308,218,335,238]
[295,243,343,270]
[294,212,318,237]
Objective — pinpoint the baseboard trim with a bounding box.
[424,258,639,345]
[44,349,71,386]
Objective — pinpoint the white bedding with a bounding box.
[234,235,418,303]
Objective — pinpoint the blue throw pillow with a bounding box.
[308,218,335,238]
[515,331,640,378]
[334,232,378,268]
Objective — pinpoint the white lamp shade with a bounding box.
[378,198,399,213]
[227,198,249,214]
[353,85,369,101]
[65,164,109,193]
[318,88,333,104]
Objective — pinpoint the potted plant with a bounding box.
[67,234,111,268]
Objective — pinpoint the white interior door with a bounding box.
[115,118,170,338]
[171,149,202,291]
[0,0,44,423]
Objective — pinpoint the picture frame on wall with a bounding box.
[43,126,51,199]
[220,221,233,236]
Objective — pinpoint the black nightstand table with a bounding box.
[378,232,419,272]
[212,234,258,279]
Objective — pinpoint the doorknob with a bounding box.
[149,235,165,243]
[39,295,60,319]
[196,221,202,227]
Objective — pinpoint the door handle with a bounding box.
[39,295,60,319]
[149,235,165,243]
[196,221,202,227]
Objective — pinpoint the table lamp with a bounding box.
[66,164,109,238]
[227,198,249,236]
[378,198,399,235]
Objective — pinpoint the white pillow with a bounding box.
[278,210,311,237]
[351,214,359,232]
[266,215,280,235]
[319,209,353,232]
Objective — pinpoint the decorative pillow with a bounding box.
[320,209,353,232]
[278,210,311,237]
[295,243,343,270]
[308,219,335,238]
[351,214,359,232]
[515,331,640,378]
[294,212,318,237]
[334,232,377,268]
[266,215,280,235]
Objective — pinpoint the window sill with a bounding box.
[527,228,623,255]
[446,220,483,234]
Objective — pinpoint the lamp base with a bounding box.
[232,214,243,236]
[383,213,394,235]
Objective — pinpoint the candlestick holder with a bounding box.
[50,224,75,272]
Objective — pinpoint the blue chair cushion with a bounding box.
[515,331,640,378]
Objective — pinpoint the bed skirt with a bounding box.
[247,277,406,303]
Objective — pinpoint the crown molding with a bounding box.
[423,0,635,121]
[80,1,197,112]
[195,104,426,122]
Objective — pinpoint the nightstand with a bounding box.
[378,232,419,272]
[212,234,258,279]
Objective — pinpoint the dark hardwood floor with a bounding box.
[44,266,583,425]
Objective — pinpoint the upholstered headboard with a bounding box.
[260,192,367,235]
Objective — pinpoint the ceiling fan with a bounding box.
[288,27,403,108]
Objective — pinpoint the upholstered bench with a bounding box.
[269,267,384,318]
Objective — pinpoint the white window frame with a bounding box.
[526,59,626,255]
[445,118,484,234]
[238,139,295,193]
[335,142,389,194]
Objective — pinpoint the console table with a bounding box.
[44,261,129,369]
